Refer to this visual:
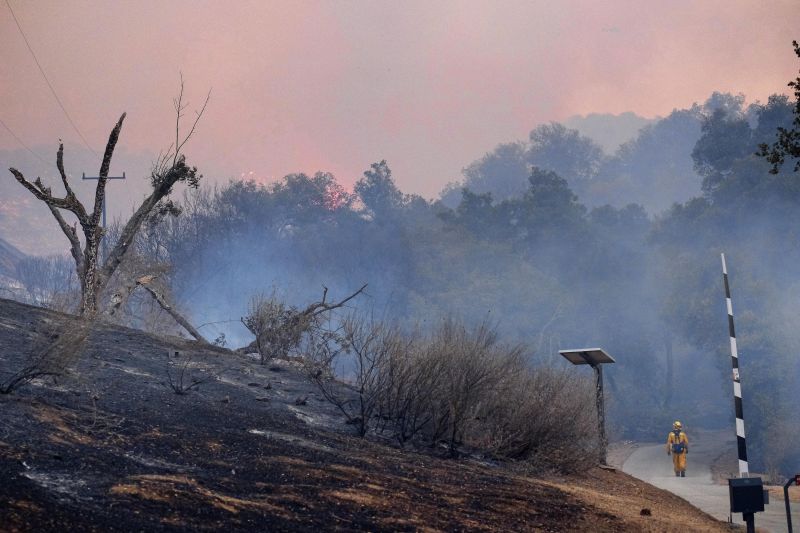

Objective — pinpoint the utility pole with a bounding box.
[82,172,126,228]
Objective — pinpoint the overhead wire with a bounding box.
[0,115,51,168]
[3,0,98,157]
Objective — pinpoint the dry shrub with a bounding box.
[0,317,91,394]
[306,315,406,436]
[308,314,600,471]
[243,292,309,363]
[374,330,443,445]
[418,320,524,456]
[243,286,367,364]
[163,351,216,395]
[473,366,600,472]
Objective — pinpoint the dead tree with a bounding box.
[8,83,209,320]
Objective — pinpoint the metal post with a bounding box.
[559,349,614,466]
[82,172,126,228]
[594,363,607,465]
[744,512,755,533]
[785,477,795,533]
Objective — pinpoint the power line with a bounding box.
[0,115,51,169]
[4,0,98,157]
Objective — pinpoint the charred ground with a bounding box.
[0,299,733,532]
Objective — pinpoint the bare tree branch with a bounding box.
[56,142,81,212]
[172,74,211,167]
[173,73,185,167]
[302,284,368,318]
[8,168,74,210]
[91,112,126,229]
[45,204,85,278]
[98,160,195,286]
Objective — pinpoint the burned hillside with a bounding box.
[0,298,732,532]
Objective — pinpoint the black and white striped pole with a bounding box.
[721,253,749,477]
[722,254,769,533]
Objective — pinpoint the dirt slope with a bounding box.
[0,298,735,532]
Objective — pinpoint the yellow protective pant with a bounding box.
[672,451,687,473]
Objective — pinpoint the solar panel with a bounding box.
[559,348,615,366]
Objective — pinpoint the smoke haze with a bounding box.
[2,2,799,474]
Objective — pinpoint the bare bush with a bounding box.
[306,315,406,436]
[243,293,298,363]
[373,331,444,445]
[242,285,366,363]
[472,367,600,472]
[307,314,602,471]
[419,320,525,455]
[163,351,215,395]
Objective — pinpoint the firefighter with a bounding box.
[666,420,689,477]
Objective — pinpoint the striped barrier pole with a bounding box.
[721,253,749,477]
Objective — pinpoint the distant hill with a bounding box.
[0,237,24,278]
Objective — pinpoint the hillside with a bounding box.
[0,237,24,279]
[0,298,735,532]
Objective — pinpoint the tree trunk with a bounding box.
[80,236,102,318]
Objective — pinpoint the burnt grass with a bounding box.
[0,298,697,532]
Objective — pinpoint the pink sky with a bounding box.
[1,0,797,198]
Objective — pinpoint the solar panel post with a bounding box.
[559,348,615,465]
[784,474,797,533]
[594,363,606,465]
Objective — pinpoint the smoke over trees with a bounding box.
[3,41,800,475]
[122,79,799,473]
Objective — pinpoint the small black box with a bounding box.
[728,477,765,514]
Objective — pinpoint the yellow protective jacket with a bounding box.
[666,430,688,454]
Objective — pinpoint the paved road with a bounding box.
[622,429,799,532]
